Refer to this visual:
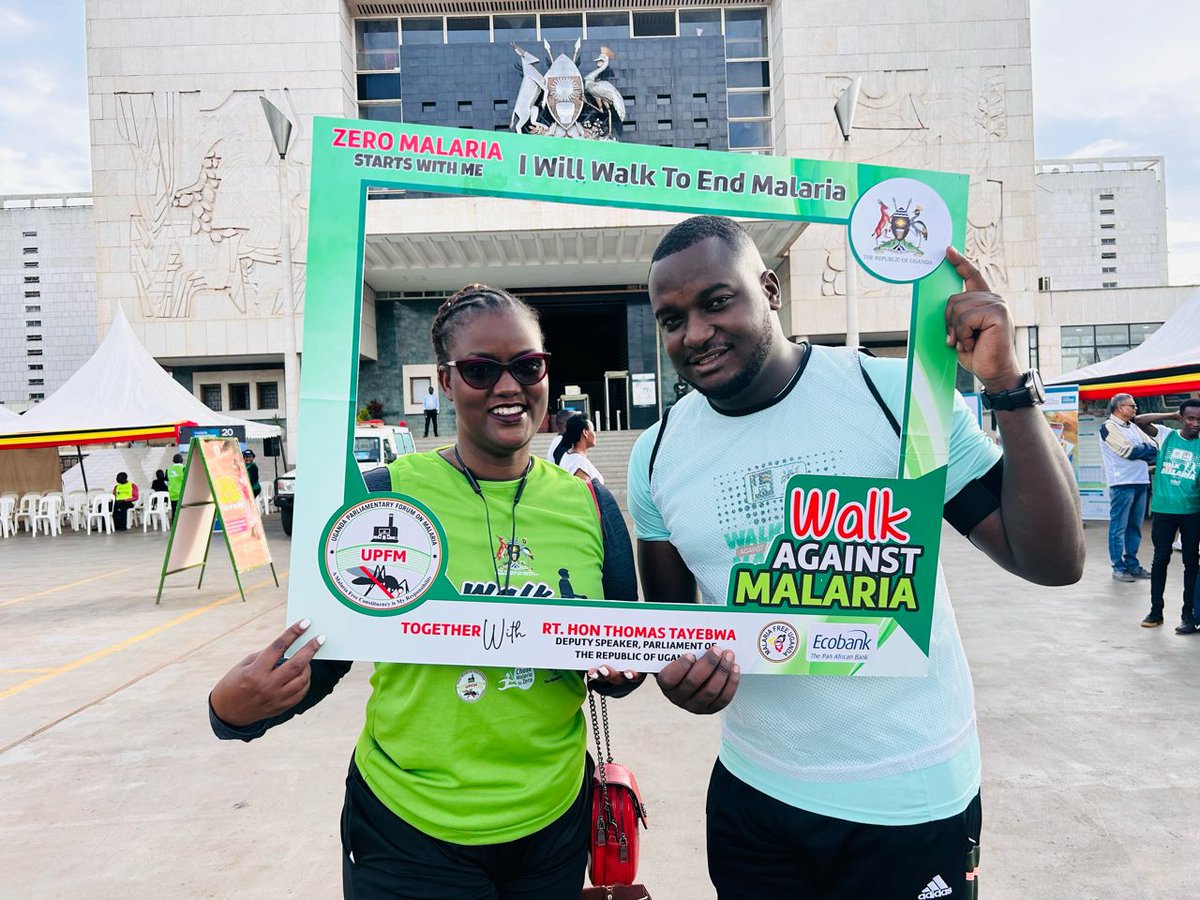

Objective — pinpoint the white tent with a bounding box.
[0,406,22,424]
[0,305,281,446]
[1051,288,1200,391]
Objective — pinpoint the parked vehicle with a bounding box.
[275,422,415,536]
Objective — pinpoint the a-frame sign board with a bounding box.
[156,436,278,604]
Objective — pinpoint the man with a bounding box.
[627,216,1084,900]
[243,449,261,498]
[167,452,186,517]
[1099,393,1158,582]
[544,408,574,462]
[422,385,440,437]
[1131,400,1200,631]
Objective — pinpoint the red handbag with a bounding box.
[587,691,648,888]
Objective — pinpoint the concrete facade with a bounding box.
[1035,156,1169,292]
[0,195,98,411]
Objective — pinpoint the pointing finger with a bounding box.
[252,619,312,673]
[945,246,990,295]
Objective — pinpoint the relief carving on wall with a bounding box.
[115,89,307,320]
[962,68,1009,290]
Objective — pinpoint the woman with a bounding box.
[209,285,640,899]
[554,413,604,484]
[151,469,169,494]
[111,471,139,531]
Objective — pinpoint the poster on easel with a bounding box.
[156,436,278,604]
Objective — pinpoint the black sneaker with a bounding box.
[1142,614,1164,628]
[1176,621,1199,635]
[1130,567,1153,579]
[1113,570,1136,583]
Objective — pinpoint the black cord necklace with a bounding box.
[452,446,532,594]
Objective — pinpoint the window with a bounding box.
[1101,252,1117,259]
[624,121,637,132]
[27,364,42,371]
[695,141,709,149]
[1099,193,1114,200]
[360,103,403,122]
[622,95,636,109]
[409,377,432,405]
[539,13,582,42]
[26,334,42,342]
[493,99,508,111]
[23,261,37,268]
[22,230,36,237]
[656,94,671,105]
[1100,222,1115,230]
[725,8,768,58]
[24,276,38,283]
[447,16,489,43]
[728,92,770,118]
[679,8,721,37]
[727,61,770,88]
[656,119,672,130]
[229,383,251,411]
[1101,237,1116,245]
[1100,208,1115,215]
[28,378,43,386]
[25,291,40,298]
[492,15,535,44]
[28,393,43,401]
[633,11,675,37]
[586,11,630,40]
[257,381,279,410]
[23,247,37,255]
[730,120,770,149]
[1060,323,1161,371]
[26,320,41,328]
[694,118,709,128]
[200,384,223,411]
[356,19,399,70]
[402,17,443,45]
[1102,266,1117,274]
[693,92,707,103]
[26,349,42,356]
[1027,326,1039,371]
[1102,282,1118,288]
[422,101,437,113]
[458,100,473,112]
[357,73,401,101]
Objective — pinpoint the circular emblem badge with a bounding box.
[758,621,799,663]
[323,498,441,614]
[456,669,487,703]
[848,177,953,284]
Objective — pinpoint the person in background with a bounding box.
[242,449,261,497]
[545,408,574,462]
[423,384,440,437]
[1099,393,1158,582]
[112,471,139,531]
[554,414,604,484]
[167,453,186,517]
[151,469,169,493]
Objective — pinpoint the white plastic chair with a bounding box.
[0,496,15,539]
[257,482,274,516]
[31,495,63,538]
[85,494,115,534]
[126,492,146,529]
[13,492,41,532]
[65,492,88,531]
[144,491,172,532]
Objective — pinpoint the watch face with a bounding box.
[1029,370,1046,404]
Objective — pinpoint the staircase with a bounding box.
[411,429,646,508]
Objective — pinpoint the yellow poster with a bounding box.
[197,438,272,574]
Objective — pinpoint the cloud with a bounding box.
[0,5,35,39]
[1065,138,1139,159]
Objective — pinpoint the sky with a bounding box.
[0,1,1197,284]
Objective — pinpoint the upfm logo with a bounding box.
[806,623,879,663]
[848,177,952,284]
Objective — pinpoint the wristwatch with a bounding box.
[980,370,1046,411]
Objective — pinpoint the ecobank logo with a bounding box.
[805,623,878,664]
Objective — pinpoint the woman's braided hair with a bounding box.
[430,284,542,365]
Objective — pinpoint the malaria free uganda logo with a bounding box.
[848,176,952,284]
[758,621,800,663]
[324,498,441,613]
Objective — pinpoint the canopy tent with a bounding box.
[0,305,281,449]
[0,405,22,424]
[1049,289,1200,400]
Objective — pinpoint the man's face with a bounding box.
[1114,398,1137,422]
[648,236,781,406]
[1181,407,1200,439]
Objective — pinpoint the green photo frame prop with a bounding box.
[289,118,967,676]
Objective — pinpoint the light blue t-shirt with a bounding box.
[628,346,1001,826]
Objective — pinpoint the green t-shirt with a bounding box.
[355,452,605,844]
[167,463,185,501]
[1151,426,1200,514]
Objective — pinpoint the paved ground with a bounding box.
[1,513,1197,899]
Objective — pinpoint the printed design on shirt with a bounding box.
[324,499,441,613]
[716,456,812,564]
[495,531,537,575]
[456,669,487,702]
[1162,446,1199,483]
[498,668,535,691]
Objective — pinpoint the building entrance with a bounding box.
[527,291,632,431]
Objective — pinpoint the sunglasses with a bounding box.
[444,352,551,390]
